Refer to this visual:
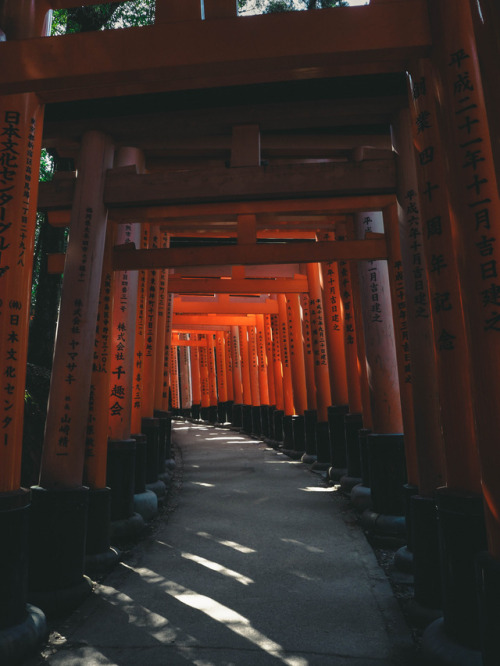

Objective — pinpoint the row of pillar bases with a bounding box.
[0,413,174,664]
[184,404,500,666]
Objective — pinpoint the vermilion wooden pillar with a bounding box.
[190,335,202,416]
[108,173,141,440]
[256,315,270,406]
[319,233,349,408]
[169,346,180,411]
[285,294,307,415]
[199,335,210,414]
[270,313,284,412]
[277,294,294,417]
[141,224,160,418]
[230,325,243,406]
[423,3,500,659]
[300,292,317,410]
[160,293,174,412]
[247,325,260,407]
[40,131,114,488]
[130,228,147,434]
[0,1,51,651]
[238,326,252,408]
[335,226,363,415]
[207,334,218,417]
[179,333,192,412]
[263,314,277,408]
[305,264,331,422]
[215,330,227,421]
[84,220,114,491]
[354,212,403,435]
[33,131,114,615]
[154,231,170,412]
[224,331,234,404]
[0,93,45,492]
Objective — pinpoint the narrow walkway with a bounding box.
[29,422,419,665]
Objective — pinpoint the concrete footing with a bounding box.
[133,490,158,522]
[422,618,482,666]
[0,604,47,666]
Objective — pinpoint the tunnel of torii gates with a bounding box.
[0,0,500,663]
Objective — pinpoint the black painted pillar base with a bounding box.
[282,414,294,453]
[217,402,227,424]
[154,409,175,472]
[208,405,218,424]
[477,551,500,666]
[260,404,270,438]
[28,486,93,618]
[241,405,253,434]
[302,409,317,464]
[200,406,210,421]
[340,412,363,494]
[311,421,330,471]
[190,404,201,420]
[251,405,262,437]
[107,438,136,520]
[273,409,284,445]
[360,433,407,540]
[0,489,47,663]
[142,417,160,484]
[411,494,441,612]
[429,489,487,651]
[231,403,242,428]
[394,483,418,574]
[327,404,349,480]
[85,487,120,576]
[291,414,305,458]
[130,432,162,518]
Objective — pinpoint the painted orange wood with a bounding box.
[40,131,114,489]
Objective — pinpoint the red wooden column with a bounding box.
[199,335,210,417]
[305,264,331,423]
[230,325,243,427]
[154,230,170,413]
[319,233,349,408]
[286,294,307,415]
[255,314,271,436]
[169,345,180,411]
[160,293,174,412]
[354,212,403,435]
[335,226,364,416]
[224,331,234,405]
[107,148,142,442]
[238,326,252,407]
[141,224,160,418]
[190,334,202,417]
[256,315,270,407]
[0,95,44,492]
[130,228,147,435]
[215,330,227,422]
[0,0,52,648]
[305,263,333,468]
[263,314,277,408]
[207,333,218,421]
[269,313,284,413]
[179,333,192,414]
[34,131,114,611]
[84,226,114,492]
[425,2,500,657]
[277,294,294,417]
[40,131,114,488]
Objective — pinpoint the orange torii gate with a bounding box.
[1,2,500,665]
